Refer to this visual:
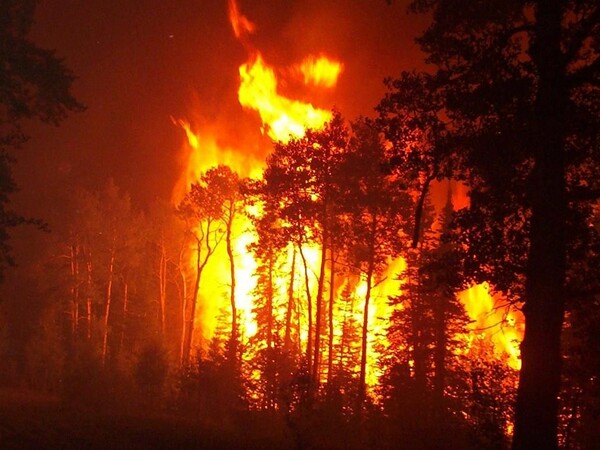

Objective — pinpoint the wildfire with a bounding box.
[297,55,344,89]
[238,53,338,142]
[172,0,522,392]
[460,283,523,370]
[228,0,342,143]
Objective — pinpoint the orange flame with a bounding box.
[227,0,255,39]
[297,55,344,88]
[238,53,337,142]
[460,283,523,370]
[229,0,342,142]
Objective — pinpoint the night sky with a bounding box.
[16,0,428,218]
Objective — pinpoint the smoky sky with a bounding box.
[16,0,427,217]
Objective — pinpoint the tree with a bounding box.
[176,170,226,366]
[263,111,349,390]
[338,118,409,411]
[0,0,83,278]
[207,166,245,362]
[380,1,600,447]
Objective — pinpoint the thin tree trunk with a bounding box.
[86,251,93,340]
[358,215,377,412]
[181,223,220,366]
[411,251,427,396]
[158,237,167,336]
[358,259,374,413]
[178,250,188,366]
[70,242,79,339]
[102,244,116,365]
[120,281,128,352]
[432,292,447,416]
[182,238,202,366]
[266,254,274,349]
[284,247,296,351]
[313,237,327,385]
[298,244,313,375]
[327,244,335,385]
[411,172,435,248]
[226,210,237,358]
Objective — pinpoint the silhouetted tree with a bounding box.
[0,0,83,279]
[176,171,225,366]
[338,118,409,412]
[206,165,245,363]
[263,111,349,390]
[381,1,600,447]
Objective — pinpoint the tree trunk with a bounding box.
[358,215,377,412]
[181,238,203,367]
[313,237,328,385]
[432,291,447,417]
[327,244,335,385]
[411,255,427,396]
[178,249,188,366]
[102,244,115,365]
[284,247,296,352]
[70,242,80,339]
[513,2,567,448]
[86,251,93,340]
[158,236,167,336]
[298,244,313,376]
[226,210,237,360]
[119,280,128,352]
[266,253,274,350]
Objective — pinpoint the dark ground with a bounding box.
[0,389,295,450]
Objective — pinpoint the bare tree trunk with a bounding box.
[298,244,313,375]
[86,251,93,340]
[225,210,237,358]
[181,239,202,366]
[158,236,167,336]
[119,281,129,352]
[327,244,335,385]
[358,215,377,413]
[70,242,80,339]
[284,247,296,352]
[102,244,116,365]
[432,292,447,417]
[358,258,374,412]
[181,224,220,366]
[410,250,427,396]
[178,249,188,366]
[313,238,327,385]
[266,254,274,350]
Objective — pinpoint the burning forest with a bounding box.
[0,1,598,449]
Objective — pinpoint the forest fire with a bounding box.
[173,0,523,389]
[5,0,597,448]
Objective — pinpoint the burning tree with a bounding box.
[263,112,350,393]
[338,117,411,411]
[176,168,229,366]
